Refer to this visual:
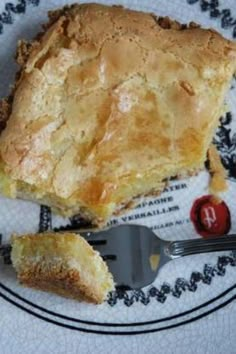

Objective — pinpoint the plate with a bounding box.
[0,0,235,351]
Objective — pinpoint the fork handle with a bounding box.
[167,235,236,258]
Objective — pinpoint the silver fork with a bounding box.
[1,225,236,289]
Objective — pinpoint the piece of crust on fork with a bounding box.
[11,232,115,304]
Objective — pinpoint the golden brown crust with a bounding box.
[18,263,104,304]
[15,40,34,67]
[0,40,36,133]
[0,99,11,132]
[0,3,235,225]
[208,144,228,193]
[11,232,115,304]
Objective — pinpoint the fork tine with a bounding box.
[87,240,107,246]
[102,255,117,261]
[0,244,12,257]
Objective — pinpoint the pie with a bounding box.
[0,3,235,225]
[11,232,114,303]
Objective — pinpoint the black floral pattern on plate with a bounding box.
[108,253,236,306]
[187,0,236,38]
[213,112,236,179]
[0,0,40,35]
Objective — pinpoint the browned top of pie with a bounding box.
[0,3,235,223]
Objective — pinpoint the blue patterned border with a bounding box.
[107,253,236,306]
[0,0,39,34]
[187,0,236,38]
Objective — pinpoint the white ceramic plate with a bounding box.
[0,0,235,351]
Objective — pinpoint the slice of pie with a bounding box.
[11,232,114,303]
[0,3,235,225]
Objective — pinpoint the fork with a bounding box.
[1,225,236,289]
